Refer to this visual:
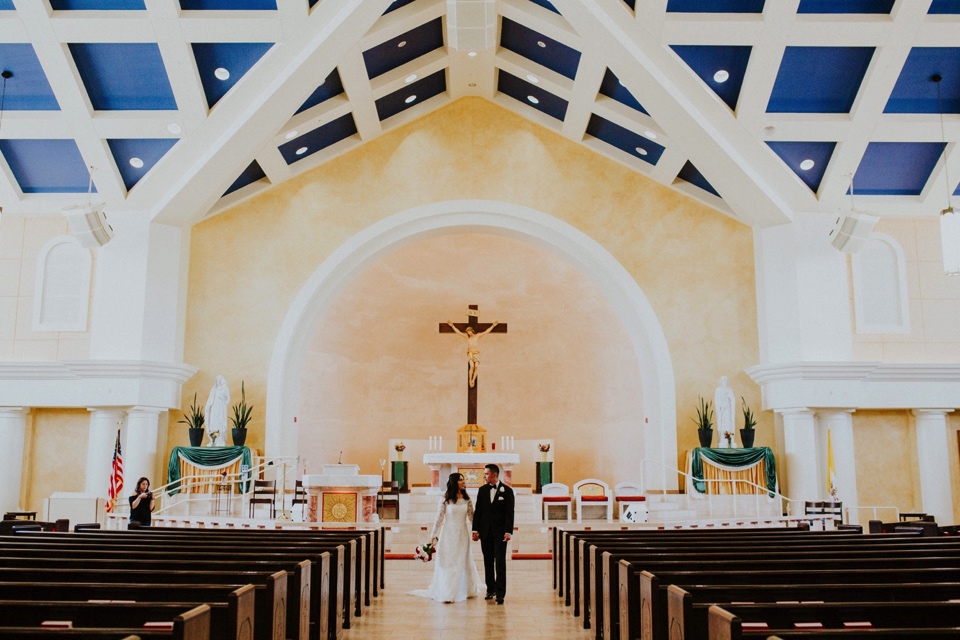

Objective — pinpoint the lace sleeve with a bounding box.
[429,499,446,541]
[467,496,475,525]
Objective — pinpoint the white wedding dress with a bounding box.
[410,497,485,603]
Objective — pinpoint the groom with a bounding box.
[472,463,515,604]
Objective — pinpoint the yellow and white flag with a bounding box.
[826,430,839,500]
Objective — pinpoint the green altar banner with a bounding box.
[690,446,777,496]
[166,446,253,495]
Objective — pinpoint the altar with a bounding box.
[303,464,381,524]
[685,447,778,497]
[423,453,520,491]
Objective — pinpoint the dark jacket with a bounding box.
[472,481,515,539]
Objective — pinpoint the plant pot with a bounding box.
[740,429,755,448]
[188,428,204,447]
[697,428,714,448]
[232,428,247,447]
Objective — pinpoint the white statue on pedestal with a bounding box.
[204,375,230,446]
[714,376,736,448]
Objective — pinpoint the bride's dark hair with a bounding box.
[444,473,469,503]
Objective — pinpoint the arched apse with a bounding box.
[266,200,678,490]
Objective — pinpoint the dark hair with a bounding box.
[444,473,468,503]
[484,463,500,476]
[131,477,150,496]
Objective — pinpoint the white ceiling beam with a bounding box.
[561,49,606,141]
[337,45,385,141]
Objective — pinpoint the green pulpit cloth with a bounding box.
[690,447,777,496]
[166,446,253,495]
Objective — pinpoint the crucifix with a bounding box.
[439,305,508,449]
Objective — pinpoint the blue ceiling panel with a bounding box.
[70,43,176,111]
[885,48,960,114]
[797,0,893,13]
[180,0,276,8]
[670,45,752,111]
[296,68,344,114]
[384,0,418,13]
[192,42,274,108]
[666,0,765,12]
[223,160,266,196]
[0,139,93,193]
[622,0,636,9]
[0,0,13,8]
[51,0,145,8]
[766,141,836,193]
[529,0,560,14]
[853,142,945,195]
[586,114,665,166]
[598,69,648,115]
[363,17,443,80]
[0,44,60,110]
[929,0,960,13]
[279,113,357,165]
[767,47,874,113]
[106,138,178,191]
[375,69,446,121]
[676,161,720,197]
[498,70,568,121]
[500,18,581,81]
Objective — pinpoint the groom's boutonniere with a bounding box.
[499,485,504,493]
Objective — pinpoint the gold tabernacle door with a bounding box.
[456,423,487,453]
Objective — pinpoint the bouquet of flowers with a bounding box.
[394,442,406,452]
[723,431,735,446]
[538,443,550,452]
[415,540,436,562]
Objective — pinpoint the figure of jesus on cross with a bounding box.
[439,305,508,427]
[446,321,499,388]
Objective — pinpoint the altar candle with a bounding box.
[510,436,515,450]
[439,436,442,450]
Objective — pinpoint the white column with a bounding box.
[912,409,955,525]
[85,409,126,496]
[0,408,29,513]
[780,408,819,509]
[125,407,164,490]
[817,409,858,524]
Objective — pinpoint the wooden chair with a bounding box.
[291,480,307,521]
[574,478,612,522]
[248,479,276,519]
[541,483,572,522]
[614,482,647,522]
[804,500,843,527]
[377,481,400,520]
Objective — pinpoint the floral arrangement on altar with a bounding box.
[538,443,550,452]
[394,442,406,452]
[722,431,735,447]
[415,540,436,562]
[207,430,220,446]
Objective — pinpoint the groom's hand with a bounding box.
[472,532,479,541]
[503,533,511,542]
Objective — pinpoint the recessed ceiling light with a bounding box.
[643,130,657,140]
[296,146,308,155]
[537,41,546,48]
[527,95,539,104]
[799,159,815,171]
[397,40,407,48]
[129,157,144,168]
[285,130,298,140]
[713,69,729,83]
[634,147,648,156]
[526,74,539,84]
[405,95,417,104]
[468,51,477,57]
[405,73,418,83]
[167,123,182,134]
[214,67,230,81]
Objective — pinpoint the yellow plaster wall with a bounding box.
[24,408,89,514]
[852,411,920,516]
[177,97,765,482]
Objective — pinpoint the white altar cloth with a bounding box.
[422,453,520,492]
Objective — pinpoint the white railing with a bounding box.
[844,504,900,524]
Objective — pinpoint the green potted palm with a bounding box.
[230,381,253,447]
[694,396,714,448]
[740,396,756,448]
[178,392,205,447]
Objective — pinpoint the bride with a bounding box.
[410,473,485,603]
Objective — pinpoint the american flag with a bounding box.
[106,428,123,513]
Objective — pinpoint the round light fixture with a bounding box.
[129,157,144,168]
[405,73,418,83]
[642,130,657,140]
[285,130,298,140]
[713,69,729,83]
[468,51,477,57]
[526,74,539,84]
[634,147,648,156]
[405,95,417,104]
[527,95,539,104]
[214,67,230,81]
[167,123,182,134]
[397,40,407,48]
[296,146,308,155]
[537,41,546,48]
[799,159,815,171]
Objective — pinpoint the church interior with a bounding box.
[1,1,960,636]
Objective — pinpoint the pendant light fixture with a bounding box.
[933,74,959,275]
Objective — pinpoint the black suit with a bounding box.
[472,481,515,600]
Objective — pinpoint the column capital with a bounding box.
[911,408,955,418]
[776,407,814,416]
[816,408,856,415]
[127,406,166,418]
[0,407,30,416]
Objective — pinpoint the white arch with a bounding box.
[265,200,678,490]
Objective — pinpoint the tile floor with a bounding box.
[343,559,593,639]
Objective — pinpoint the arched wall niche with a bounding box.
[266,200,678,490]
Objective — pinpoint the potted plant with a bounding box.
[230,381,253,447]
[693,396,714,448]
[178,392,205,447]
[740,396,756,448]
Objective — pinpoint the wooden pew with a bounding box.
[708,603,960,639]
[0,603,209,640]
[668,583,960,640]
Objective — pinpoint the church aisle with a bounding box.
[343,560,592,640]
